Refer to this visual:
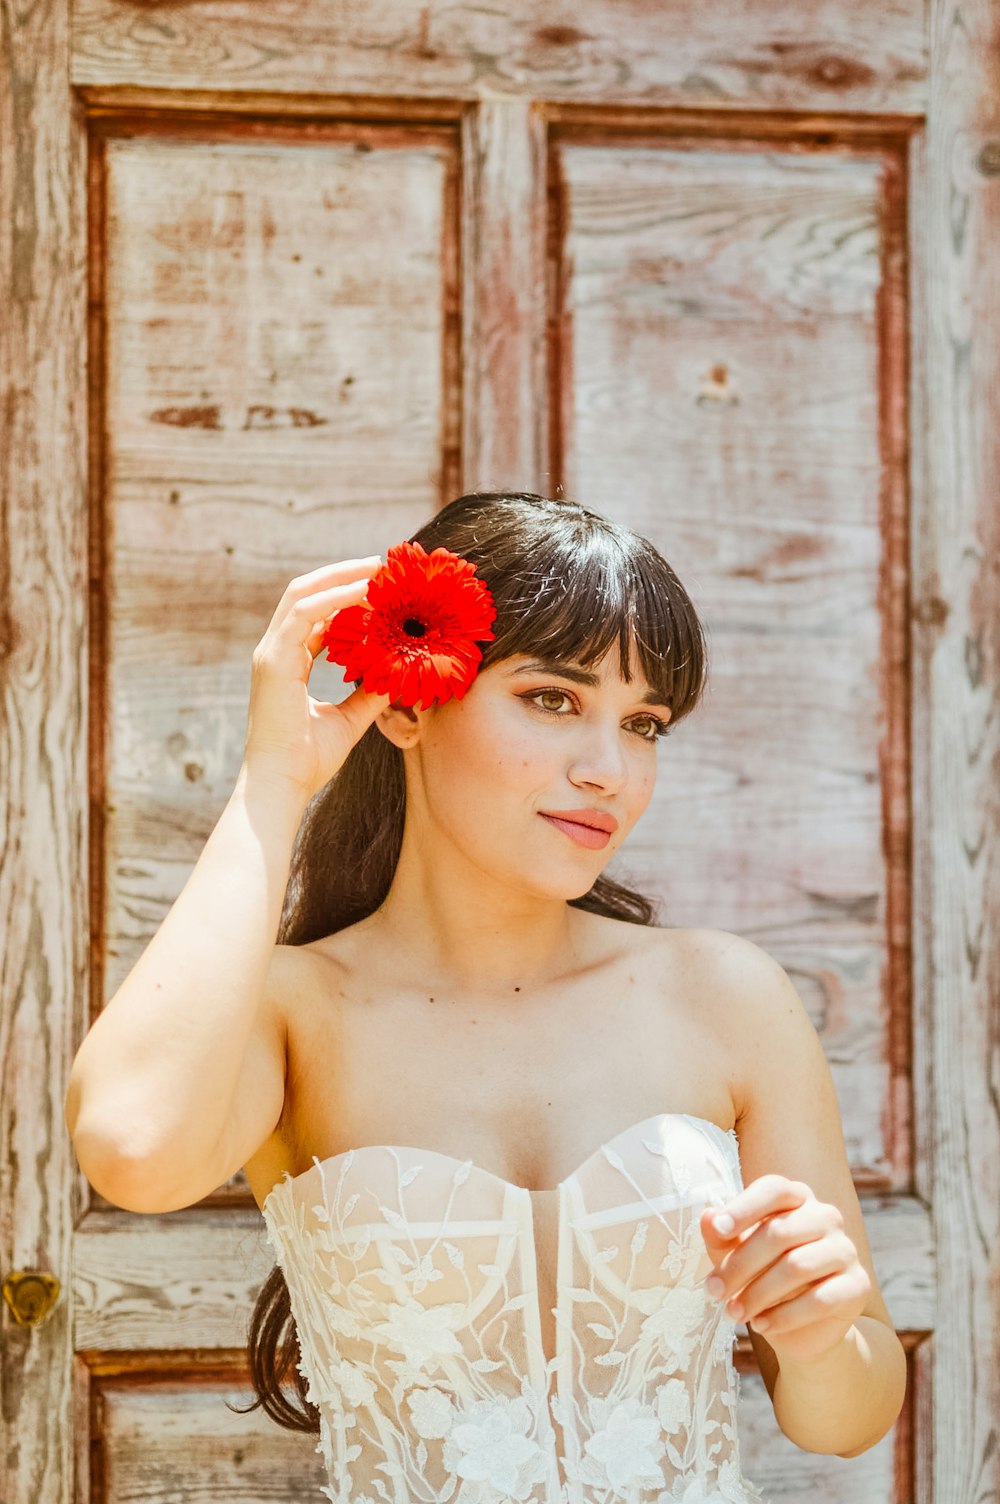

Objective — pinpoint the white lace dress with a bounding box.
[261,1112,769,1503]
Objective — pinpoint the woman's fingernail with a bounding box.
[714,1213,735,1235]
[706,1276,725,1297]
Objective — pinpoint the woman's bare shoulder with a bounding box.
[573,911,742,968]
[652,925,780,1015]
[668,926,785,990]
[660,924,766,964]
[296,915,377,976]
[258,936,366,1051]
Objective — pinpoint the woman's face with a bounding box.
[399,645,673,899]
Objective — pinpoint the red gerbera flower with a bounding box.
[320,540,496,710]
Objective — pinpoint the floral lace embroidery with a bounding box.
[261,1114,769,1503]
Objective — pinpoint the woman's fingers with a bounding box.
[315,680,391,733]
[243,558,386,799]
[270,555,380,632]
[279,555,382,605]
[304,577,374,658]
[256,577,374,674]
[286,576,370,631]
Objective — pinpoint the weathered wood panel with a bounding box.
[0,1,88,1503]
[460,97,549,491]
[4,0,994,1492]
[910,0,1000,1498]
[73,1211,266,1350]
[70,0,927,115]
[548,132,909,1186]
[80,1358,326,1503]
[92,125,461,1011]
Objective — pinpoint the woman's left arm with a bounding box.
[694,931,908,1458]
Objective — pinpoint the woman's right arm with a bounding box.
[64,556,387,1212]
[65,766,308,1211]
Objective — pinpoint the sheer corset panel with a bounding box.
[261,1112,769,1504]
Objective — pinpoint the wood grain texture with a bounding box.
[460,96,550,491]
[79,1355,325,1503]
[0,1,88,1502]
[910,1,1000,1500]
[70,0,927,115]
[73,1212,271,1350]
[547,129,908,1185]
[90,124,460,1009]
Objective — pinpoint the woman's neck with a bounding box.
[370,830,585,997]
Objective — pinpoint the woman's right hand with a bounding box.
[241,555,390,802]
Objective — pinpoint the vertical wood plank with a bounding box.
[545,131,906,1179]
[876,143,918,1193]
[0,0,88,1500]
[918,2,1000,1499]
[906,116,936,1504]
[460,94,550,492]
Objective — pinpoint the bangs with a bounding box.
[412,491,709,727]
[479,533,699,717]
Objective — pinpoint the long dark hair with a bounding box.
[228,490,710,1431]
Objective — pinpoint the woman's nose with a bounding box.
[566,721,628,791]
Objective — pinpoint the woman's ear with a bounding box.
[373,700,422,749]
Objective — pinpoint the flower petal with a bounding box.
[320,540,495,707]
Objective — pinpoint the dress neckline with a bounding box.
[262,1110,740,1211]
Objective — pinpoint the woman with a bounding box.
[66,490,905,1502]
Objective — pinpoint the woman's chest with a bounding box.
[273,934,741,1196]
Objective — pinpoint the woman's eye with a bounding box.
[532,689,572,713]
[526,691,671,741]
[631,715,672,741]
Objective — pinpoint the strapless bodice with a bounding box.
[261,1112,768,1503]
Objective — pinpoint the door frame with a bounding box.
[3,3,997,1501]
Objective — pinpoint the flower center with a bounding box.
[402,617,427,637]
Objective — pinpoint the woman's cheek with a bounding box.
[631,763,657,817]
[481,705,549,768]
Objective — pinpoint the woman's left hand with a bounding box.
[699,1173,872,1367]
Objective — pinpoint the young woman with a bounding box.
[66,491,905,1502]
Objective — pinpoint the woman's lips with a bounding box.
[540,813,612,849]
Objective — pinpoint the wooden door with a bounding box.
[3,2,996,1501]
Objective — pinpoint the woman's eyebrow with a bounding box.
[508,658,668,707]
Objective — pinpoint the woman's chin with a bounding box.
[518,861,609,903]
